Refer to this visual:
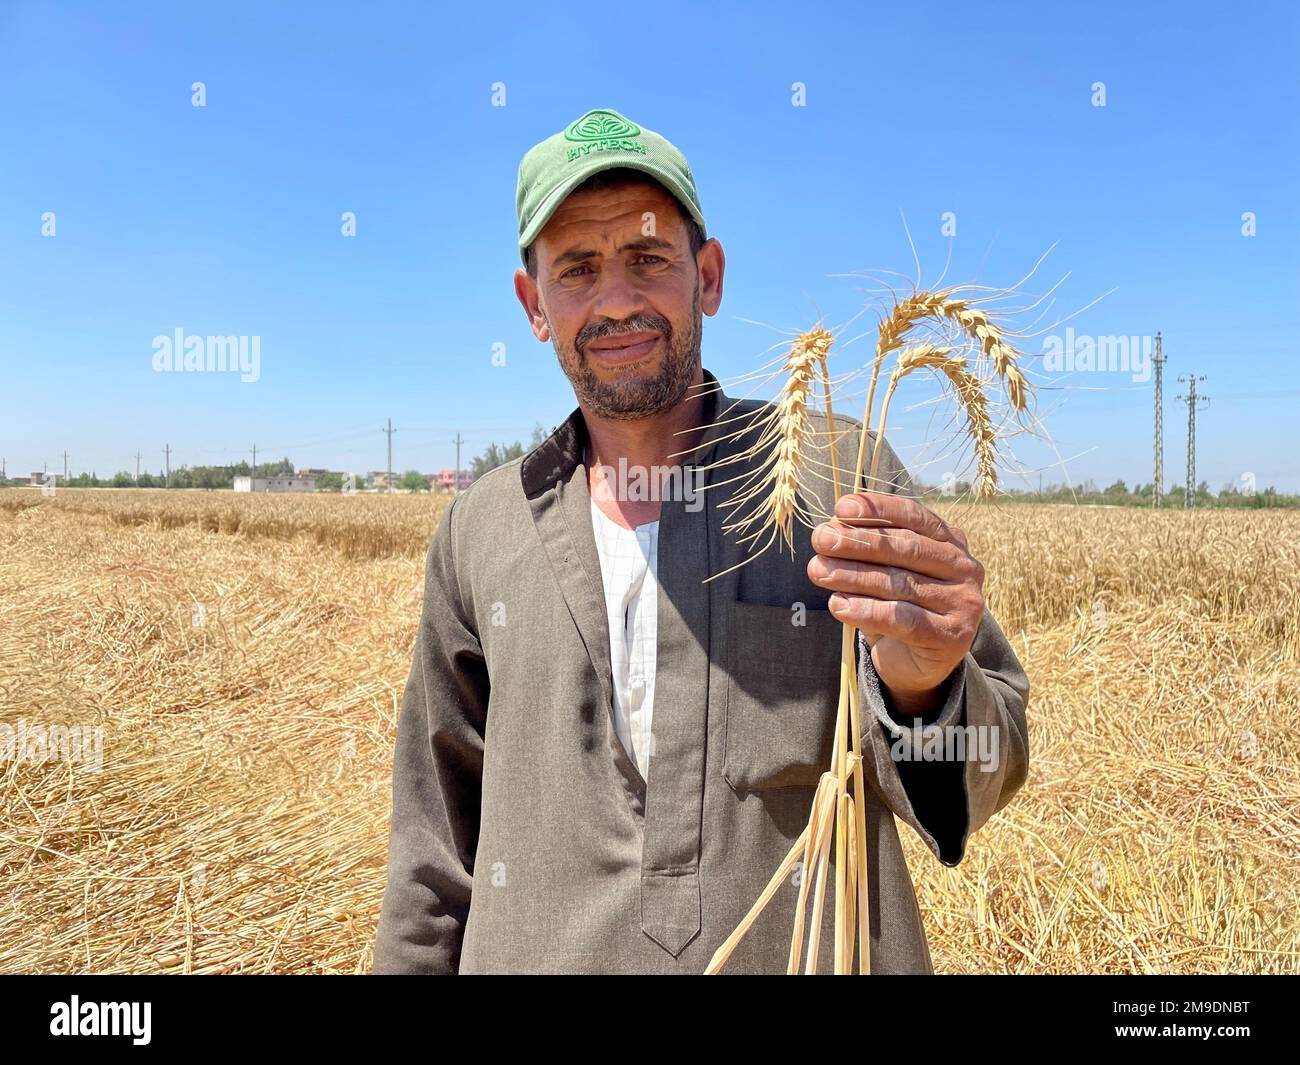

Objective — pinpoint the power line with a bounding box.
[383,419,396,494]
[1204,390,1300,400]
[1175,375,1210,510]
[251,428,381,452]
[1153,331,1166,507]
[401,425,541,435]
[187,429,379,457]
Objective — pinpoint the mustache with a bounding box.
[576,314,672,353]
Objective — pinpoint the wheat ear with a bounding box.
[701,329,832,578]
[856,288,1029,493]
[875,289,1028,409]
[938,357,999,497]
[867,347,999,498]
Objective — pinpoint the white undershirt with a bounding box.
[590,499,659,783]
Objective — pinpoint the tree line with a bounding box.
[921,479,1300,508]
[1,426,553,492]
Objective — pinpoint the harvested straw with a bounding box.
[0,488,447,560]
[1,493,1296,974]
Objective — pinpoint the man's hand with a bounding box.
[807,491,985,718]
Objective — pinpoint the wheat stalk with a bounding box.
[702,284,1035,975]
[686,328,834,581]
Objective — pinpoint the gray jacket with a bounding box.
[372,368,1029,974]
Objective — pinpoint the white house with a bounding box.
[233,476,317,493]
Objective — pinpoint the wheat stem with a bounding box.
[802,776,839,974]
[704,822,810,975]
[787,771,834,973]
[848,664,871,974]
[844,793,859,971]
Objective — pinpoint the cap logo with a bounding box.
[563,109,648,163]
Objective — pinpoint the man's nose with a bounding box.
[588,262,646,324]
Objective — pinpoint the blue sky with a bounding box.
[2,0,1297,490]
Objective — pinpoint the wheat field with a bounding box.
[0,488,1295,973]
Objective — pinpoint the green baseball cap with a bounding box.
[516,107,707,266]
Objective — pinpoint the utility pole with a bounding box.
[383,419,396,493]
[134,451,141,483]
[1152,331,1166,507]
[1175,375,1209,510]
[454,432,464,495]
[63,450,69,480]
[164,444,172,488]
[251,443,258,489]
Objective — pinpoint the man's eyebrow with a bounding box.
[550,236,676,268]
[618,236,675,254]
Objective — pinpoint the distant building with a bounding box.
[297,467,330,477]
[434,469,474,492]
[233,475,317,493]
[367,471,397,491]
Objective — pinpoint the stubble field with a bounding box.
[0,488,1296,973]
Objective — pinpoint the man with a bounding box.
[373,108,1028,974]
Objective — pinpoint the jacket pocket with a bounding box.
[723,600,845,791]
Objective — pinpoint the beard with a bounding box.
[548,282,701,421]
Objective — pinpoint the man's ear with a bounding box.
[514,267,551,342]
[697,238,725,317]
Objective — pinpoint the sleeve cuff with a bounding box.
[855,629,971,866]
[855,630,967,737]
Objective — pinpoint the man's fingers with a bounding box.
[827,593,949,647]
[807,556,957,610]
[812,522,973,582]
[834,491,959,546]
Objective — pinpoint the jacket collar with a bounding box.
[519,366,732,499]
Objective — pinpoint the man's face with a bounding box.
[521,180,706,420]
